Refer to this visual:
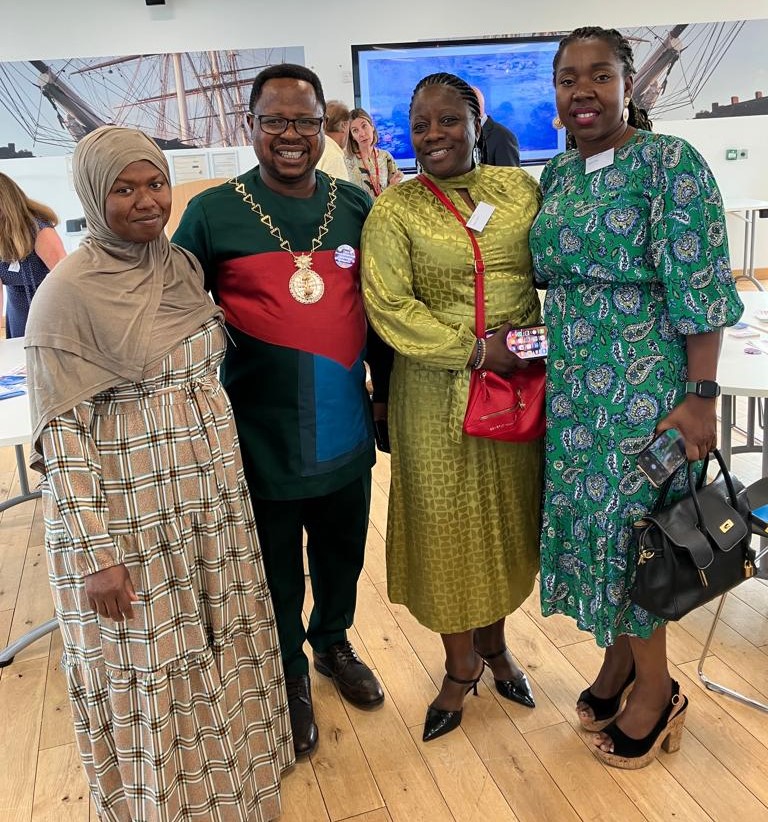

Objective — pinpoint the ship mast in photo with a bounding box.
[625,21,753,118]
[0,47,303,157]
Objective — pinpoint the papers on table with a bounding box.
[0,365,26,400]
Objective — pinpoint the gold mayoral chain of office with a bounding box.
[229,176,337,305]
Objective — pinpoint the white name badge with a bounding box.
[8,261,20,272]
[585,147,614,174]
[465,201,495,232]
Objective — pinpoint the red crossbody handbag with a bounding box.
[416,174,545,442]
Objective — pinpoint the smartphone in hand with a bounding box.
[637,429,687,487]
[505,325,548,360]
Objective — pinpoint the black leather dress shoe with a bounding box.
[313,640,384,707]
[286,675,318,757]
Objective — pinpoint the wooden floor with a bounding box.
[0,247,765,822]
[1,417,767,821]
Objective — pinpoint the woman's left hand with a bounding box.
[655,395,718,461]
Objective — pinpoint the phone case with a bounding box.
[505,325,548,360]
[637,431,687,487]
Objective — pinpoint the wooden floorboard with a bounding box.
[1,412,766,821]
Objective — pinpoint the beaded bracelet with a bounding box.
[471,337,487,370]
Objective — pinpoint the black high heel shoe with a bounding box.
[422,668,483,742]
[475,646,535,709]
[594,679,688,769]
[577,664,636,732]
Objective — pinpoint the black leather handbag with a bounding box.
[630,449,756,621]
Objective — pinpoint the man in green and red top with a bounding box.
[173,64,388,757]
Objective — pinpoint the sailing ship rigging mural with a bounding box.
[0,19,765,161]
[0,46,305,158]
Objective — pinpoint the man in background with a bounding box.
[472,86,520,167]
[317,99,351,179]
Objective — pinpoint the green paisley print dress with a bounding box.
[529,131,743,646]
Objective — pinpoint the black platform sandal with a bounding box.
[577,664,636,732]
[594,679,688,770]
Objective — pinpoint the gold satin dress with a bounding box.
[362,166,543,633]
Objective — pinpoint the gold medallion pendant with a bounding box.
[289,255,325,304]
[228,176,337,306]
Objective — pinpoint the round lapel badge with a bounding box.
[334,244,356,269]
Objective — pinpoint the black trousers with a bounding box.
[250,473,371,677]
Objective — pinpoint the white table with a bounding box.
[0,337,57,668]
[718,290,768,478]
[0,338,39,512]
[724,198,768,291]
[698,290,768,712]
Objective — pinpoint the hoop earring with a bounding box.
[622,97,630,123]
[552,116,563,129]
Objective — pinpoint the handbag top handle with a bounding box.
[416,174,487,337]
[655,448,740,517]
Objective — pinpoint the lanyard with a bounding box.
[360,148,382,197]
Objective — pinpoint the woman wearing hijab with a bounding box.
[25,126,293,821]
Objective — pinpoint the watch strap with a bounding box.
[685,380,721,398]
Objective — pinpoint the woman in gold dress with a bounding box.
[361,73,542,741]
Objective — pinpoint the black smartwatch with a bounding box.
[685,379,721,398]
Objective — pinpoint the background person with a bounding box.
[25,126,293,820]
[362,72,542,743]
[529,26,743,769]
[0,173,66,337]
[345,107,403,198]
[471,86,520,167]
[317,99,351,180]
[173,64,386,758]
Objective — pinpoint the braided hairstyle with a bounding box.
[553,26,653,149]
[409,72,486,165]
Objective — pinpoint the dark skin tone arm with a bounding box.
[84,563,139,621]
[655,330,721,461]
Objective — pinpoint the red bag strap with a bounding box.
[416,174,486,336]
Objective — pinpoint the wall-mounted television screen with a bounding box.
[352,36,566,172]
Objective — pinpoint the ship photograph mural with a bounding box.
[0,46,305,158]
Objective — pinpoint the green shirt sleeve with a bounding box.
[650,137,744,334]
[171,194,217,293]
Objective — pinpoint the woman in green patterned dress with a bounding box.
[529,27,743,768]
[362,74,542,742]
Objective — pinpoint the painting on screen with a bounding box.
[0,47,305,159]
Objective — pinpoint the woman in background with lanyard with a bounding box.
[345,108,403,198]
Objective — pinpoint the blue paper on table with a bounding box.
[0,389,25,401]
[0,372,27,400]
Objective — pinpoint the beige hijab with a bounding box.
[25,126,222,471]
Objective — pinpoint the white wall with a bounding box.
[3,0,768,265]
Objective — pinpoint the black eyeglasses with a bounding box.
[253,115,324,136]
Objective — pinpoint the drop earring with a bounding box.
[552,116,563,129]
[622,97,630,123]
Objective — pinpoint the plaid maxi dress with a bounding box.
[40,318,294,821]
